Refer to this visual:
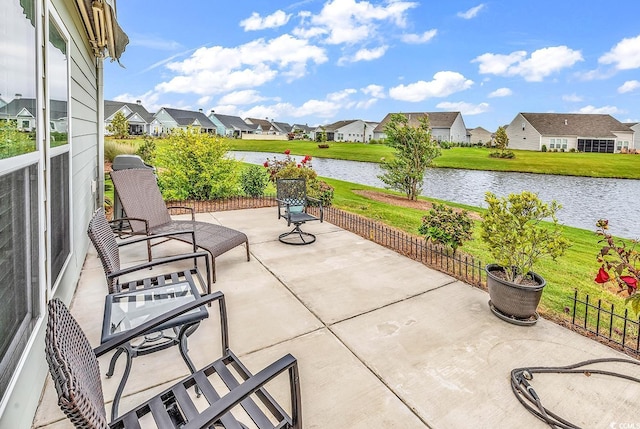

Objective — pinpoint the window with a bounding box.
[0,0,41,400]
[549,138,555,149]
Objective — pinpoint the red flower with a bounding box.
[263,161,269,167]
[284,149,291,155]
[301,158,307,164]
[594,267,610,283]
[620,276,638,292]
[297,164,301,168]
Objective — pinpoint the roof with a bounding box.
[519,113,632,138]
[105,100,154,123]
[321,119,359,131]
[0,98,67,120]
[245,118,277,131]
[272,121,292,133]
[211,113,257,132]
[161,107,216,129]
[373,112,460,133]
[291,124,314,133]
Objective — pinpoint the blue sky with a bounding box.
[105,1,640,131]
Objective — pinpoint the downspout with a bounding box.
[97,57,104,210]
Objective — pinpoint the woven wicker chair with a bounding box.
[276,178,323,245]
[110,168,250,282]
[45,297,301,428]
[87,207,215,418]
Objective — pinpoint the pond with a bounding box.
[230,151,640,239]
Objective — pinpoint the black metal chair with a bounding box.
[87,208,214,419]
[276,178,323,245]
[45,296,302,428]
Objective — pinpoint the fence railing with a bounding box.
[570,290,640,357]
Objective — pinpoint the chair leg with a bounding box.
[279,223,316,245]
[110,344,134,421]
[178,322,201,396]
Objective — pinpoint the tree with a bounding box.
[377,113,441,200]
[490,126,514,158]
[107,111,129,139]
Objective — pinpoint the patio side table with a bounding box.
[101,280,208,419]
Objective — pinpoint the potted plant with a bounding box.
[481,191,570,325]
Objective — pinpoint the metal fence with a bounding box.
[570,290,640,357]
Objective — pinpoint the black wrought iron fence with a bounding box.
[570,290,640,357]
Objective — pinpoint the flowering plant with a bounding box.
[263,150,334,206]
[594,219,640,310]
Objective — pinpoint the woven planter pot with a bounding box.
[485,264,546,325]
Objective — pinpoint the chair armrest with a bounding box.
[106,251,212,289]
[116,229,197,248]
[110,216,150,236]
[94,292,224,357]
[307,197,323,221]
[168,205,195,221]
[184,354,300,429]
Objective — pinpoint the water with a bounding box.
[231,151,640,239]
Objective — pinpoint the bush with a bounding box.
[240,164,269,197]
[0,122,36,159]
[136,137,156,165]
[489,150,515,159]
[541,145,547,152]
[156,128,241,200]
[438,141,453,149]
[418,203,473,254]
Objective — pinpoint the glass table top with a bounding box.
[102,281,206,343]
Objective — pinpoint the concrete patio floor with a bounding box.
[33,207,640,428]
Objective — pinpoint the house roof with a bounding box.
[291,124,314,133]
[245,118,277,131]
[373,112,460,132]
[105,100,154,123]
[0,98,67,120]
[211,113,257,132]
[520,113,632,138]
[272,121,292,133]
[321,119,359,131]
[161,107,216,129]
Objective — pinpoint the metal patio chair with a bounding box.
[109,168,250,283]
[45,297,302,428]
[276,178,323,245]
[87,207,215,418]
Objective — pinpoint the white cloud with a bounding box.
[295,0,418,45]
[618,80,640,94]
[457,4,485,19]
[436,101,490,115]
[240,10,291,31]
[389,71,474,102]
[113,91,162,113]
[340,46,388,64]
[361,84,385,98]
[575,105,623,115]
[156,35,327,95]
[488,87,512,98]
[197,96,212,106]
[562,93,583,102]
[218,90,267,105]
[401,29,437,44]
[473,46,583,81]
[599,34,640,70]
[209,105,240,116]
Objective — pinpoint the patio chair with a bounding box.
[276,178,323,245]
[45,297,302,428]
[109,168,250,283]
[87,207,215,418]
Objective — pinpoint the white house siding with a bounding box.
[0,0,102,426]
[506,114,542,150]
[630,123,640,150]
[449,114,468,143]
[154,109,179,130]
[335,120,370,142]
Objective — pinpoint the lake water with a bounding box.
[230,151,640,239]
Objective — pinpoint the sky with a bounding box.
[104,0,640,131]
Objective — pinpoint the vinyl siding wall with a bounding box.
[506,114,542,150]
[0,0,101,426]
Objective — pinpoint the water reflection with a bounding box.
[231,151,640,239]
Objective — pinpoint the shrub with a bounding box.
[156,128,241,200]
[136,137,156,165]
[240,164,269,197]
[489,150,515,159]
[541,145,547,152]
[0,121,36,159]
[418,203,473,254]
